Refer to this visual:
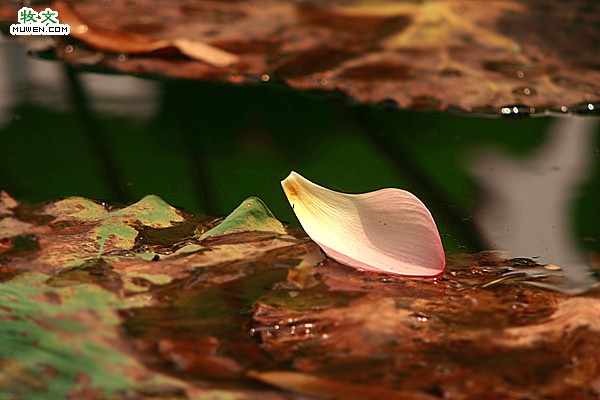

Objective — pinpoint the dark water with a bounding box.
[1,38,599,290]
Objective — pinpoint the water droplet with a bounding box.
[499,105,531,118]
[517,70,525,78]
[260,73,270,82]
[569,102,599,115]
[64,44,74,54]
[117,53,128,62]
[509,302,528,310]
[512,87,536,96]
[560,106,568,112]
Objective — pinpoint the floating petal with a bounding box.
[281,172,445,276]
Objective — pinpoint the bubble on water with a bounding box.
[500,104,531,118]
[569,102,599,115]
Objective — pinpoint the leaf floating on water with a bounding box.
[53,1,239,67]
[281,171,445,276]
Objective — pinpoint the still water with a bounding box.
[1,37,599,288]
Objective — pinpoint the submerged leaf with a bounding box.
[281,172,445,276]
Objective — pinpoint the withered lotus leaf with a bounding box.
[1,0,597,114]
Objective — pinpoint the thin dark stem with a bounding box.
[178,114,220,216]
[63,64,129,203]
[160,81,220,215]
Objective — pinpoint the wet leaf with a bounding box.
[158,337,243,380]
[248,370,438,400]
[38,194,184,268]
[4,0,598,114]
[0,194,598,399]
[0,272,184,399]
[54,1,239,67]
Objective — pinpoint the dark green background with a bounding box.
[1,72,598,254]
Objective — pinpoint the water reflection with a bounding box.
[0,35,159,121]
[471,117,599,285]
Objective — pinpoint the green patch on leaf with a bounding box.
[113,195,184,227]
[0,272,183,399]
[46,258,122,291]
[202,197,286,237]
[43,195,185,267]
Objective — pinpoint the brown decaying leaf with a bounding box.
[3,0,597,114]
[158,337,243,380]
[0,192,599,399]
[53,1,239,67]
[247,370,439,400]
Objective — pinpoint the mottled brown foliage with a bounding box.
[1,0,598,115]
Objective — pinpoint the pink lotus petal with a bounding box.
[281,172,445,276]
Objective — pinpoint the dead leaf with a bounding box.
[2,0,596,114]
[158,337,243,380]
[248,370,439,400]
[0,194,598,399]
[53,1,239,67]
